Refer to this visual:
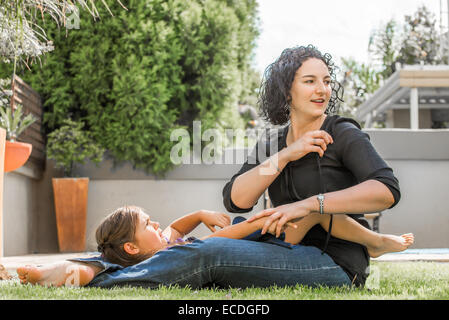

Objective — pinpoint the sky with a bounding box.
[254,0,447,73]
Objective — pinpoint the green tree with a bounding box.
[339,57,382,117]
[368,19,400,79]
[340,4,448,121]
[367,5,448,79]
[398,5,448,66]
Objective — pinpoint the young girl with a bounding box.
[18,205,413,287]
[96,205,414,266]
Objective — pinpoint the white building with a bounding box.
[355,64,449,129]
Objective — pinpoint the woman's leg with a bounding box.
[284,213,414,258]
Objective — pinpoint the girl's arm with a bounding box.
[168,210,203,237]
[201,217,293,240]
[200,218,264,240]
[163,210,230,242]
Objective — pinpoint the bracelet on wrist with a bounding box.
[317,193,325,214]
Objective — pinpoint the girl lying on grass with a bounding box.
[17,205,413,287]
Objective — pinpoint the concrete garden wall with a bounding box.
[2,129,449,255]
[3,161,62,255]
[363,129,449,248]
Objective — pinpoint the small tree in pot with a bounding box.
[46,119,104,252]
[46,119,104,177]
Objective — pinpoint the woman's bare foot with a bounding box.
[17,261,97,287]
[368,233,414,258]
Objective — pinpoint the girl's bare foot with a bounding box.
[368,233,414,258]
[17,261,97,287]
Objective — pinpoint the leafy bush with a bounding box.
[46,119,104,177]
[10,0,259,175]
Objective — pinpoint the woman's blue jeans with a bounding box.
[72,238,352,289]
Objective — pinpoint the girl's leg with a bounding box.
[17,261,103,287]
[87,238,352,289]
[283,214,323,244]
[283,213,414,258]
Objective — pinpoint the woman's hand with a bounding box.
[250,216,292,236]
[282,130,333,161]
[247,201,312,237]
[200,210,231,232]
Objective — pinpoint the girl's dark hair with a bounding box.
[95,206,153,267]
[258,44,344,125]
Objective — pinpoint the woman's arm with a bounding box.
[306,179,395,214]
[230,149,290,209]
[230,130,333,209]
[250,120,398,237]
[249,179,395,237]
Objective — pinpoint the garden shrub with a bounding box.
[3,0,259,174]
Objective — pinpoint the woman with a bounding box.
[17,45,403,289]
[222,44,402,287]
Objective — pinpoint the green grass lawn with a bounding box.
[1,262,448,300]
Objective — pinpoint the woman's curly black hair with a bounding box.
[258,44,344,125]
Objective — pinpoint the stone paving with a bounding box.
[371,248,449,263]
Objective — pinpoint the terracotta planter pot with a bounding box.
[4,141,32,172]
[52,178,89,252]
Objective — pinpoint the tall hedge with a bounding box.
[14,0,259,174]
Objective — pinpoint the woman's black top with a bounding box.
[222,115,401,287]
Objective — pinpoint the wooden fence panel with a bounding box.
[11,75,45,171]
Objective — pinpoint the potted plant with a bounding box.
[46,119,104,252]
[0,104,36,172]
